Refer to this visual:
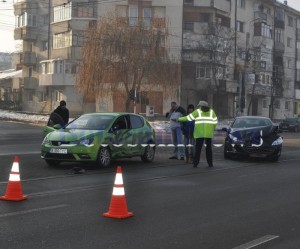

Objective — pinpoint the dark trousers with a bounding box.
[193,138,213,166]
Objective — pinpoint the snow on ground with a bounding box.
[0,109,232,131]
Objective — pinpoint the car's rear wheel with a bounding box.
[45,159,60,167]
[141,145,155,163]
[97,147,112,167]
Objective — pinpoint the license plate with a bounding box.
[250,153,266,158]
[50,148,67,154]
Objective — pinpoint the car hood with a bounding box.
[47,129,105,141]
[229,125,275,142]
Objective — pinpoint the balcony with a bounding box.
[14,0,37,16]
[39,73,76,86]
[23,52,36,66]
[274,41,285,52]
[14,27,37,40]
[23,77,38,89]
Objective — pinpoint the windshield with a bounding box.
[284,118,297,124]
[232,118,272,128]
[66,114,114,130]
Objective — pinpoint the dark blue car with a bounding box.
[222,116,283,161]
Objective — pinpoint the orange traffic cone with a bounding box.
[103,166,134,219]
[0,156,27,201]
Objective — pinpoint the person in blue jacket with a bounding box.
[182,104,195,163]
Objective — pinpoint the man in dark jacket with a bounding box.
[53,100,69,126]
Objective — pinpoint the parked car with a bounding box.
[279,117,300,132]
[41,112,156,167]
[222,116,283,161]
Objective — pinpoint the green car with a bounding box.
[41,112,156,167]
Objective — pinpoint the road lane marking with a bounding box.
[0,151,40,156]
[0,204,68,218]
[232,235,279,249]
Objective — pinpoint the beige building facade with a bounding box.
[12,0,300,119]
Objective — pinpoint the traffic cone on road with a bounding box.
[0,156,27,201]
[103,166,134,219]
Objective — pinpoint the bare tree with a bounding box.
[195,22,236,115]
[75,11,180,112]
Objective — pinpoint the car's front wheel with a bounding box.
[97,147,112,167]
[141,145,155,163]
[224,143,231,159]
[268,150,281,162]
[45,159,60,167]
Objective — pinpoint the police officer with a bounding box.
[177,101,218,168]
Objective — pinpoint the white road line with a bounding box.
[0,151,40,156]
[232,235,279,249]
[0,204,68,218]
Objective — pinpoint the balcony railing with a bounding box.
[39,73,75,86]
[23,52,36,66]
[23,77,38,89]
[14,27,37,40]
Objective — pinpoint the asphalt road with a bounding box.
[0,120,300,249]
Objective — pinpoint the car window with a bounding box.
[66,115,114,130]
[112,116,128,130]
[130,115,144,129]
[232,118,271,128]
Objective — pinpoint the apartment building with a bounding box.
[13,0,300,119]
[13,0,183,115]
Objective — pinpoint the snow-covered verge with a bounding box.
[0,109,232,131]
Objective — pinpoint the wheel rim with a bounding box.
[99,148,110,166]
[145,146,155,160]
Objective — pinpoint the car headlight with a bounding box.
[272,137,283,146]
[42,136,50,145]
[229,134,238,142]
[79,138,94,145]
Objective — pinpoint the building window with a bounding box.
[254,23,272,38]
[236,21,244,33]
[263,99,268,108]
[184,0,194,5]
[153,6,165,18]
[285,101,290,110]
[287,58,293,69]
[55,91,63,102]
[287,37,293,48]
[143,8,151,27]
[288,16,293,27]
[196,65,210,79]
[16,12,37,27]
[53,31,72,49]
[129,6,138,26]
[53,3,72,22]
[275,28,284,43]
[74,3,95,18]
[274,100,280,109]
[237,0,245,8]
[42,41,48,51]
[183,22,194,31]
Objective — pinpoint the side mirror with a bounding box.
[222,127,228,132]
[53,124,62,129]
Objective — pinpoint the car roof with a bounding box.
[236,116,270,120]
[81,112,142,117]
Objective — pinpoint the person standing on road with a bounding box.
[182,104,195,164]
[53,100,69,126]
[166,101,186,160]
[177,101,218,168]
